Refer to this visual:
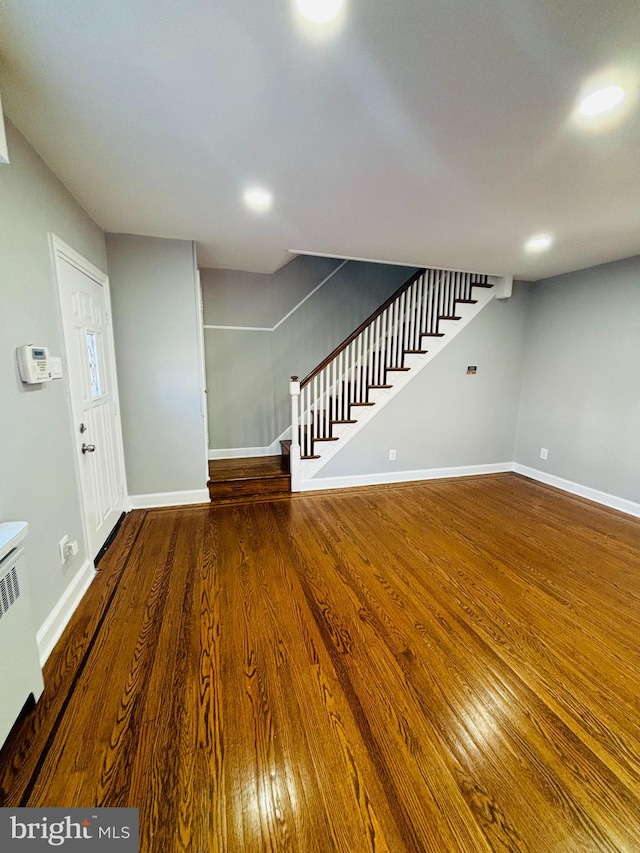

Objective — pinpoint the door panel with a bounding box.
[58,256,125,560]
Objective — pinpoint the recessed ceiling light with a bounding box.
[579,85,625,116]
[296,0,344,23]
[524,234,553,253]
[243,188,273,212]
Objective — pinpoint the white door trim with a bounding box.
[49,234,129,560]
[195,263,209,480]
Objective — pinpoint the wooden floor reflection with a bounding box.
[2,473,640,852]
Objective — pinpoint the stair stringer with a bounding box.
[300,285,496,483]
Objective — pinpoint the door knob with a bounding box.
[82,443,96,454]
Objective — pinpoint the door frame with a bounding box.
[195,266,210,479]
[49,234,129,563]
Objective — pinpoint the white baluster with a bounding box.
[419,272,427,342]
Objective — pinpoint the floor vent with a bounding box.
[0,566,20,619]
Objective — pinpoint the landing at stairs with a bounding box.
[207,456,291,503]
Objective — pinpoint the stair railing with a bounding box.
[290,267,488,462]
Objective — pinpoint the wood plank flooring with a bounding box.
[2,473,640,851]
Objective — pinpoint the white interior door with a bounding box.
[53,238,126,561]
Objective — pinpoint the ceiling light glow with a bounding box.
[296,0,344,23]
[579,85,625,116]
[243,188,273,212]
[525,234,553,253]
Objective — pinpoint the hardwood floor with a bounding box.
[2,473,640,851]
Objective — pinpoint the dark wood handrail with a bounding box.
[301,268,427,387]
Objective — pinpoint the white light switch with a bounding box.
[50,357,63,379]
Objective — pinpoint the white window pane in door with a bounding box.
[86,331,102,399]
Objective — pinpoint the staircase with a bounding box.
[289,266,502,489]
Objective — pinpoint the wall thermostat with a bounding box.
[17,345,52,384]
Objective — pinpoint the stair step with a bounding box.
[439,315,462,321]
[351,401,375,406]
[471,283,493,288]
[301,454,321,460]
[368,384,392,389]
[404,349,428,354]
[422,332,445,337]
[455,298,478,304]
[280,440,291,473]
[208,456,290,501]
[387,366,410,372]
[332,419,357,424]
[314,436,340,442]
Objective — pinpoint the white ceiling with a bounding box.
[1,0,639,278]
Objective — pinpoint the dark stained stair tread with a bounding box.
[208,455,290,501]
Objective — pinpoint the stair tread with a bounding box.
[332,419,357,424]
[208,455,291,501]
[387,366,410,372]
[471,283,493,288]
[369,384,392,389]
[455,298,478,304]
[422,332,445,337]
[314,436,340,442]
[208,456,286,483]
[301,454,321,460]
[351,401,376,406]
[404,349,428,354]
[439,315,462,320]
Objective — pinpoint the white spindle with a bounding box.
[375,315,381,385]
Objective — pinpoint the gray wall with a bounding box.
[320,285,529,478]
[0,120,107,630]
[515,256,640,503]
[203,256,417,450]
[106,235,206,496]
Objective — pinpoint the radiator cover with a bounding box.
[0,523,45,749]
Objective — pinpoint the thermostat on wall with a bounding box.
[17,345,52,384]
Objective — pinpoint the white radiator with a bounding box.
[0,523,45,749]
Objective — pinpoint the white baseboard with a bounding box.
[301,462,512,492]
[129,489,210,509]
[36,559,96,666]
[209,427,292,460]
[209,445,276,460]
[512,464,640,518]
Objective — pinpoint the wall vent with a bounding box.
[0,566,20,619]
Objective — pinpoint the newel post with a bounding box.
[289,376,302,492]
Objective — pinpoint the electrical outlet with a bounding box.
[64,540,79,559]
[389,449,397,461]
[58,535,69,564]
[540,448,549,461]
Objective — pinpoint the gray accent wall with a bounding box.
[515,256,640,503]
[106,235,207,496]
[0,121,107,630]
[320,285,529,478]
[203,257,418,450]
